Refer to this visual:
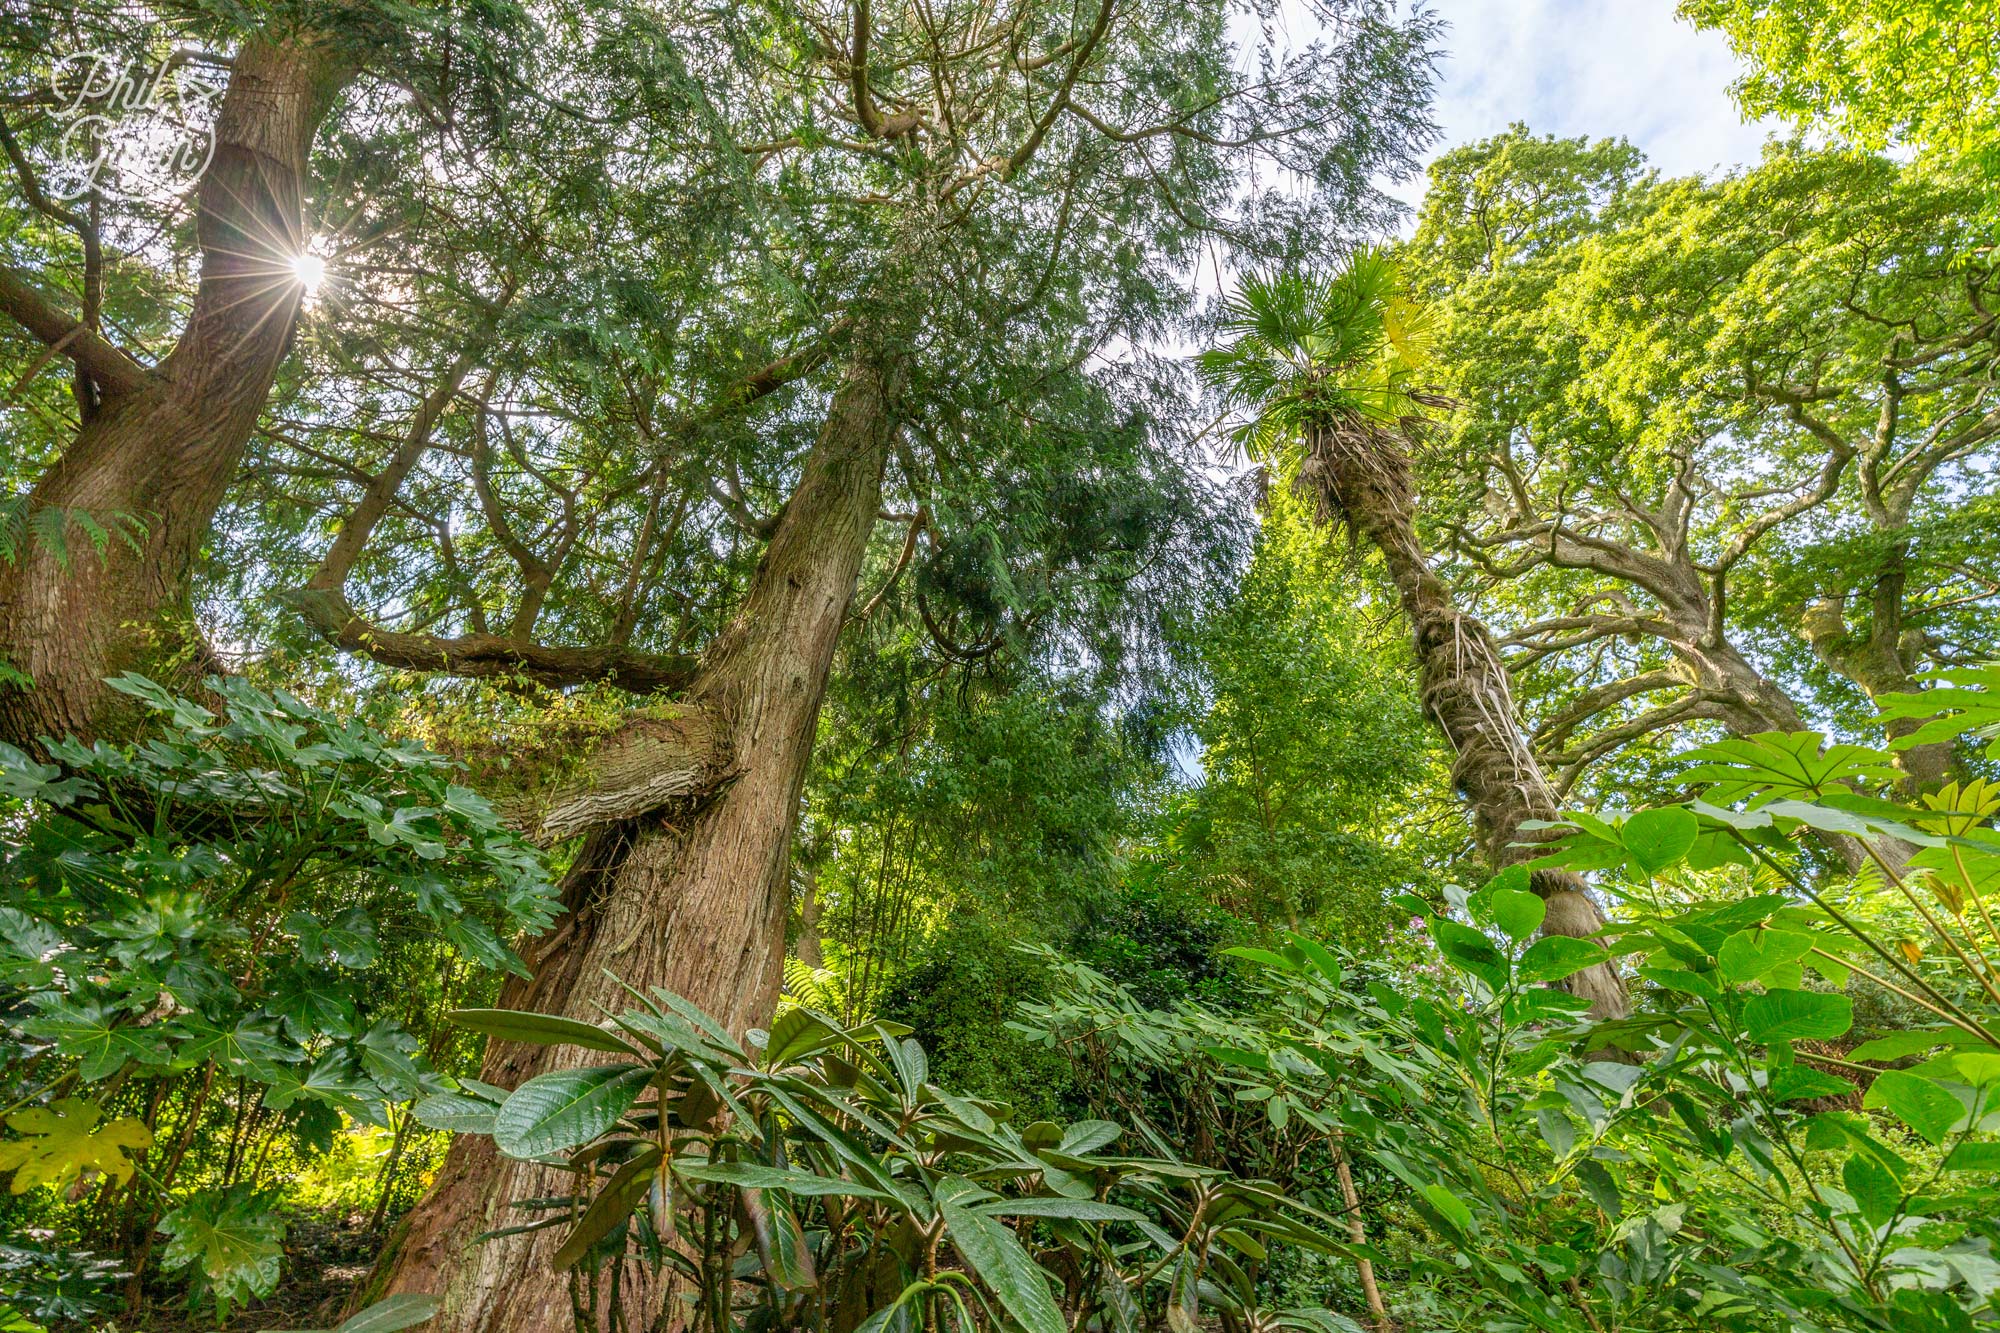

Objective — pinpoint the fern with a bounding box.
[0,496,147,573]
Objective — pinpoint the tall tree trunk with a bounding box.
[367,354,899,1333]
[1302,425,1627,1017]
[0,35,343,748]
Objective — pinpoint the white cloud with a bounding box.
[1387,0,1782,211]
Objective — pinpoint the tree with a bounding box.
[1680,0,2000,178]
[339,1,1441,1326]
[1163,492,1444,937]
[1408,132,2000,801]
[0,8,355,745]
[1197,252,1627,1017]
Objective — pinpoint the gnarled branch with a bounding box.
[289,587,698,696]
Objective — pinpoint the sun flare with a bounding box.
[291,251,327,295]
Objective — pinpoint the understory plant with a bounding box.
[0,675,558,1320]
[425,986,1371,1333]
[1022,674,2000,1333]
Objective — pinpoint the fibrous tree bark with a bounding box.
[0,34,347,748]
[1299,421,1629,1017]
[366,351,901,1333]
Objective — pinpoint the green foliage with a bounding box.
[1196,249,1436,461]
[1409,128,2000,797]
[1024,695,2000,1333]
[1680,0,2000,177]
[156,1183,287,1319]
[442,980,1354,1333]
[0,1238,124,1331]
[0,675,556,1309]
[1155,496,1445,936]
[874,916,1076,1122]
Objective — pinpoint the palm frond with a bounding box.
[1200,248,1440,464]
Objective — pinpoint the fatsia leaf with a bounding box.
[492,1066,652,1159]
[157,1185,285,1314]
[0,1098,153,1192]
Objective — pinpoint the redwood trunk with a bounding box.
[369,356,899,1333]
[0,36,340,747]
[1303,426,1627,1016]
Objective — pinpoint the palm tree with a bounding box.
[1199,251,1626,1017]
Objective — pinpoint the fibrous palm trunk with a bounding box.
[1300,420,1627,1017]
[366,353,900,1333]
[0,35,345,749]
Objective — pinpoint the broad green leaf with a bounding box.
[554,1146,662,1270]
[1943,1142,2000,1171]
[1850,1028,1960,1064]
[0,1099,153,1192]
[1429,918,1509,992]
[1716,929,1816,985]
[939,1179,1067,1333]
[1742,990,1852,1043]
[1769,1066,1855,1103]
[1284,933,1345,986]
[1622,807,1698,875]
[1418,1183,1473,1231]
[1489,888,1546,942]
[21,1002,170,1081]
[1952,1052,2000,1086]
[976,1198,1146,1221]
[1517,935,1606,984]
[1222,946,1295,971]
[450,1009,641,1056]
[1842,1152,1900,1228]
[410,1093,500,1135]
[763,1006,844,1067]
[492,1066,652,1159]
[1057,1120,1122,1156]
[1863,1070,1965,1145]
[158,1185,285,1314]
[676,1161,898,1201]
[270,1294,445,1333]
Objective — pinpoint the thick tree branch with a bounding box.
[290,587,698,695]
[0,263,151,398]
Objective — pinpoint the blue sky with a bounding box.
[1393,0,1779,205]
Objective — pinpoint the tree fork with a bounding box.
[365,352,901,1333]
